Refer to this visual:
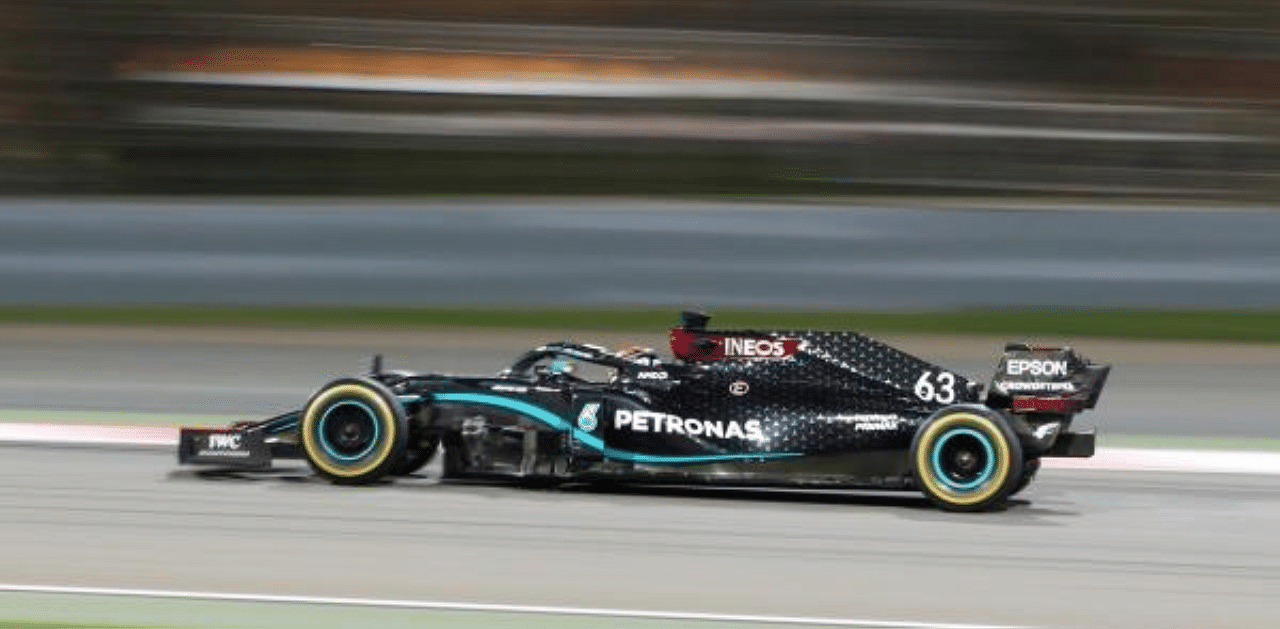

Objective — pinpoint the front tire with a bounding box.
[391,434,441,476]
[299,378,407,485]
[910,408,1023,512]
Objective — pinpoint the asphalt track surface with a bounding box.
[1,198,1279,308]
[3,442,1278,629]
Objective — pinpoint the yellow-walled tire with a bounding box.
[910,408,1023,512]
[299,378,407,485]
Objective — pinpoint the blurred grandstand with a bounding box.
[2,0,1278,197]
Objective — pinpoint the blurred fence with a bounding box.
[3,0,1280,198]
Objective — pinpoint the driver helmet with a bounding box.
[548,357,577,376]
[616,345,658,363]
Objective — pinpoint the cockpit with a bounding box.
[501,342,668,386]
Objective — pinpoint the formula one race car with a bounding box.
[178,312,1109,511]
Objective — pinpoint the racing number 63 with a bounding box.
[914,371,957,404]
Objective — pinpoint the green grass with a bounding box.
[0,592,840,629]
[0,306,1277,342]
[1103,434,1280,451]
[0,622,156,629]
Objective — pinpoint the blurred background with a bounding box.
[3,5,1280,628]
[3,0,1280,198]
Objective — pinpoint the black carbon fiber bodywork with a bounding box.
[177,313,1106,493]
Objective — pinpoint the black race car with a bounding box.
[179,311,1108,511]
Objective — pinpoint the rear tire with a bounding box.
[299,378,407,485]
[910,408,1023,512]
[1010,458,1041,497]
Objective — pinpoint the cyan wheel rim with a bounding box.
[317,400,382,462]
[930,427,996,491]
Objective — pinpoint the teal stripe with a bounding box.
[433,392,801,465]
[269,396,421,434]
[316,400,381,462]
[931,427,996,491]
[265,411,302,435]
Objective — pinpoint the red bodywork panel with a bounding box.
[669,328,804,362]
[1011,396,1084,414]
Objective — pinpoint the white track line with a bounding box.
[2,423,1279,475]
[1042,447,1280,474]
[0,422,177,446]
[0,583,1024,629]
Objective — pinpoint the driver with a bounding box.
[615,345,660,365]
[546,357,578,378]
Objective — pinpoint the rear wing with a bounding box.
[988,344,1110,415]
